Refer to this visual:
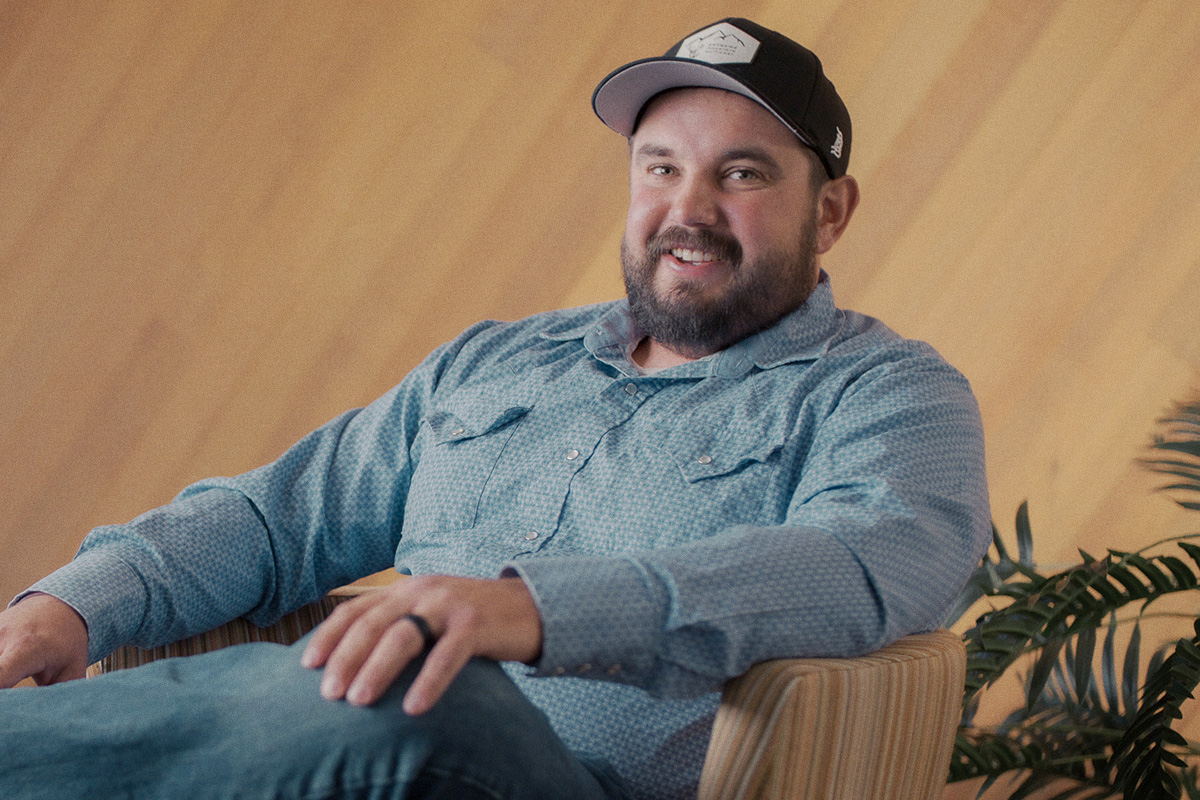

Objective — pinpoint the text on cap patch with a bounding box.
[676,22,760,65]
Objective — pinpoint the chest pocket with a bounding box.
[403,391,532,536]
[647,421,790,537]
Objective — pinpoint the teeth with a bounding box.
[671,248,717,263]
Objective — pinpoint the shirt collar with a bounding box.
[543,271,843,378]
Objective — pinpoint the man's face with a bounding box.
[622,87,824,359]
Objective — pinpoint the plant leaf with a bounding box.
[1074,626,1097,704]
[1028,638,1067,712]
[1102,614,1120,715]
[1108,624,1200,799]
[1016,500,1035,566]
[1122,622,1141,719]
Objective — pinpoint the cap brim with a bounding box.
[592,58,809,149]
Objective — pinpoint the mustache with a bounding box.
[644,227,742,265]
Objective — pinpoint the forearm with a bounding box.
[18,488,280,664]
[508,524,890,698]
[19,403,415,664]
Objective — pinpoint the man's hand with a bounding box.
[0,593,90,689]
[301,575,542,715]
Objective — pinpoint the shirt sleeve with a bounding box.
[507,354,991,699]
[15,342,450,665]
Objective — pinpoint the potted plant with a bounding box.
[946,400,1200,799]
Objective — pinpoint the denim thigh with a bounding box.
[0,636,633,800]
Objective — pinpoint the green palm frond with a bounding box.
[949,512,1200,793]
[960,536,1200,710]
[1106,618,1200,799]
[948,399,1200,795]
[943,502,1037,628]
[950,728,1118,798]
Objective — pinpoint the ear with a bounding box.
[814,175,860,254]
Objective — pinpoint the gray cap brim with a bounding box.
[592,58,814,152]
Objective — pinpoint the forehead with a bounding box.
[631,87,805,155]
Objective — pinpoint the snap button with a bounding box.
[624,383,638,395]
[451,428,465,436]
[524,531,539,541]
[551,666,566,676]
[576,663,592,674]
[606,664,622,676]
[565,448,580,460]
[697,455,713,465]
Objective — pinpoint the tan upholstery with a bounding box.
[698,630,964,800]
[89,590,965,799]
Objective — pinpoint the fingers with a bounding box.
[403,624,472,715]
[299,594,370,671]
[300,576,542,715]
[302,585,441,706]
[340,615,427,706]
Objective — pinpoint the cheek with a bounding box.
[726,200,802,254]
[625,187,666,238]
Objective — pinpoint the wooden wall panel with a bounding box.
[3,0,1199,649]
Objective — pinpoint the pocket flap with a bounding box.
[426,404,530,444]
[662,426,787,483]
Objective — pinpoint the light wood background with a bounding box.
[3,0,1199,664]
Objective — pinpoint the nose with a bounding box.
[668,175,721,228]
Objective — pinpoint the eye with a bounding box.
[648,164,676,177]
[726,167,761,181]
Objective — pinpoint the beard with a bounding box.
[621,219,820,359]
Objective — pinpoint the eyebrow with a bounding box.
[632,143,673,159]
[632,143,783,173]
[721,147,783,172]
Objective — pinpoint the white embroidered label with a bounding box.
[676,22,760,65]
[831,127,844,159]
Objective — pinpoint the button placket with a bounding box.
[600,377,655,414]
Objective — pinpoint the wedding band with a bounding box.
[403,613,437,650]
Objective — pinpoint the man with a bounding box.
[0,18,990,800]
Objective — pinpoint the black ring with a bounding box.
[403,613,437,650]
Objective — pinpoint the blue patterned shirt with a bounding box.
[26,273,991,799]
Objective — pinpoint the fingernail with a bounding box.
[347,684,368,705]
[321,675,341,699]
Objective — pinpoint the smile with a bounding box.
[670,248,720,265]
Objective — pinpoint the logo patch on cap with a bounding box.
[831,127,844,159]
[676,22,760,65]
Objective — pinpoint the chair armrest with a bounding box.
[86,586,373,677]
[697,630,966,800]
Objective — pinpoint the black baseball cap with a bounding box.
[592,18,851,179]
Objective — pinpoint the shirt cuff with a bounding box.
[13,549,148,666]
[503,554,666,686]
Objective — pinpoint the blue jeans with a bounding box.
[0,635,635,799]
